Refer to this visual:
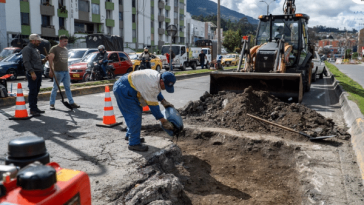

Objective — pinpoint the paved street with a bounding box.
[335,63,364,88]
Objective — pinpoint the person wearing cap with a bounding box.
[22,34,48,116]
[113,70,176,152]
[139,47,151,69]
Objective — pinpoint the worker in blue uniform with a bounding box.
[113,70,176,152]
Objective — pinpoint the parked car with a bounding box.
[0,53,46,80]
[312,51,326,82]
[43,48,98,78]
[221,54,239,67]
[130,53,163,72]
[69,51,133,82]
[0,47,22,61]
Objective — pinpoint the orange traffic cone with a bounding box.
[96,86,123,128]
[143,106,150,112]
[9,83,32,120]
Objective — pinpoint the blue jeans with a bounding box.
[201,61,205,69]
[113,74,143,146]
[50,71,75,105]
[26,71,42,111]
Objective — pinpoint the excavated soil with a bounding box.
[178,87,350,142]
[169,129,301,205]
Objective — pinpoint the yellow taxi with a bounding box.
[221,54,240,66]
[129,53,163,72]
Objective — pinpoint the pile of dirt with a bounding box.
[178,87,350,141]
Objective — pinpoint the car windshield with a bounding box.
[129,54,139,60]
[0,49,13,59]
[161,46,180,55]
[257,19,299,47]
[68,50,86,58]
[2,54,20,62]
[224,55,234,58]
[81,53,98,62]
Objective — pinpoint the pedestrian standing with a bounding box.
[113,70,176,152]
[23,34,48,116]
[48,35,80,110]
[199,50,207,69]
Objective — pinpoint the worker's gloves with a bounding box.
[161,99,174,108]
[162,121,175,130]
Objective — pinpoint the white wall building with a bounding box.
[2,0,189,52]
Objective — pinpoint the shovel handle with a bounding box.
[247,114,299,134]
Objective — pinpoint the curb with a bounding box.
[329,69,364,180]
[0,71,215,108]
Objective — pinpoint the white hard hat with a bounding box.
[98,45,105,50]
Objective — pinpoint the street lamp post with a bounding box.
[167,25,177,71]
[259,0,275,15]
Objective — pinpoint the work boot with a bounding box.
[35,108,45,113]
[70,103,80,108]
[50,105,55,110]
[125,136,145,143]
[30,110,41,116]
[128,144,148,152]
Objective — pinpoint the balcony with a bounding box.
[179,8,184,14]
[20,1,30,13]
[151,28,154,34]
[179,20,184,26]
[158,15,164,22]
[132,23,136,30]
[151,0,154,6]
[106,19,115,27]
[179,0,184,3]
[158,1,164,9]
[165,18,170,23]
[158,40,164,47]
[57,9,68,18]
[151,14,154,21]
[165,5,170,10]
[79,11,90,21]
[58,29,69,36]
[105,1,114,10]
[21,25,31,35]
[40,5,55,16]
[158,28,165,35]
[179,31,184,37]
[41,26,56,37]
[91,0,100,3]
[92,14,100,23]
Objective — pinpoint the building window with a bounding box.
[159,9,162,16]
[132,14,136,23]
[165,0,169,6]
[119,12,123,21]
[179,2,184,8]
[21,13,30,25]
[79,0,90,12]
[132,0,136,7]
[159,22,162,28]
[107,27,112,35]
[179,14,184,20]
[165,10,169,18]
[41,0,51,6]
[179,26,183,32]
[174,0,178,7]
[174,11,178,19]
[151,21,154,28]
[151,7,154,15]
[180,37,184,43]
[119,28,123,37]
[132,30,136,38]
[58,0,65,6]
[59,17,65,29]
[75,22,85,33]
[119,0,123,5]
[106,10,112,19]
[41,15,51,27]
[165,22,169,31]
[92,4,100,14]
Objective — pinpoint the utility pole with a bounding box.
[217,0,221,55]
[136,0,139,49]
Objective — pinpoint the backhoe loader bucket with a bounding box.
[210,72,303,103]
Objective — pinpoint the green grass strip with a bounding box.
[326,62,364,115]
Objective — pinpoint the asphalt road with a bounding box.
[335,63,364,88]
[6,66,204,95]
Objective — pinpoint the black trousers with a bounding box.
[27,71,42,111]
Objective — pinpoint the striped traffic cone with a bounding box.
[96,86,123,128]
[9,83,32,120]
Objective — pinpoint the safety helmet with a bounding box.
[98,45,105,50]
[144,47,148,50]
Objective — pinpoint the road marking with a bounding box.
[316,92,325,99]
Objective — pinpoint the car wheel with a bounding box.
[126,68,133,73]
[107,70,115,79]
[206,62,211,69]
[82,73,91,82]
[156,65,161,73]
[134,66,139,71]
[181,64,187,71]
[319,68,324,79]
[191,62,197,70]
[7,69,17,80]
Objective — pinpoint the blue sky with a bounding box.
[209,0,364,31]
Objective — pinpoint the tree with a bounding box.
[222,30,241,52]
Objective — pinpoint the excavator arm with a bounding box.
[283,0,296,15]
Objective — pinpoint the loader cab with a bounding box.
[256,14,310,66]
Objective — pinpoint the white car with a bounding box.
[311,51,326,82]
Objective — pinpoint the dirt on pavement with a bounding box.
[178,87,350,142]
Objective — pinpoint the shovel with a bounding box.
[247,114,336,141]
[43,48,73,110]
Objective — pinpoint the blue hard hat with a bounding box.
[161,72,176,93]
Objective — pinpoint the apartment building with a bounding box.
[2,0,188,51]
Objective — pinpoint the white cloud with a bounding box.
[209,0,364,30]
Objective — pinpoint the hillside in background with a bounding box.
[187,0,259,25]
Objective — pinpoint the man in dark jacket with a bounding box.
[23,34,48,116]
[139,47,151,69]
[95,45,108,76]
